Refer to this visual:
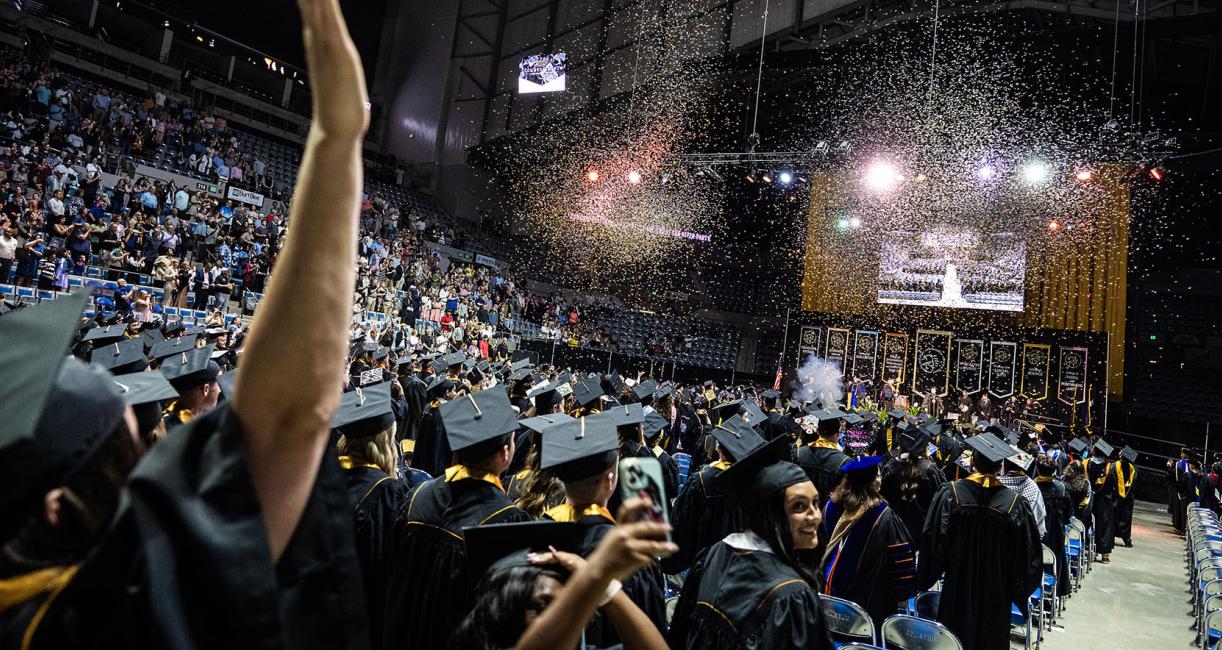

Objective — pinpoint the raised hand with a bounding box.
[296,0,369,140]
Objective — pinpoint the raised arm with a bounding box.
[231,0,369,560]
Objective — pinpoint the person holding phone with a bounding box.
[669,435,834,649]
[538,412,668,647]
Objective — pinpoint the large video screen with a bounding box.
[877,226,1026,312]
[518,53,567,94]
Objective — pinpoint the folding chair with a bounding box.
[818,594,876,646]
[841,645,885,650]
[664,596,679,626]
[1041,545,1061,622]
[1200,595,1222,646]
[914,591,941,620]
[1208,610,1222,649]
[1200,579,1222,639]
[1066,522,1086,592]
[1010,588,1043,650]
[880,614,963,650]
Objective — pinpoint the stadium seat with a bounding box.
[818,594,876,646]
[879,614,963,650]
[914,591,940,620]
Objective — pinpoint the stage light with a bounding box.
[864,161,901,192]
[1047,220,1061,231]
[746,172,756,183]
[976,164,996,181]
[1149,166,1164,181]
[836,218,851,231]
[1074,168,1094,182]
[585,168,600,183]
[849,217,863,229]
[1021,161,1049,185]
[762,173,773,184]
[627,170,642,184]
[779,171,793,184]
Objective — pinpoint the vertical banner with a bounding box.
[797,325,823,362]
[825,328,851,374]
[1020,343,1052,400]
[1057,346,1089,405]
[955,339,985,394]
[882,333,909,383]
[912,330,953,394]
[851,330,880,380]
[988,341,1018,399]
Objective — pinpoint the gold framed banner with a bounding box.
[955,339,985,394]
[798,325,823,362]
[825,328,851,374]
[988,341,1018,399]
[1020,343,1052,400]
[1057,346,1089,405]
[912,330,953,394]
[851,330,880,380]
[882,333,908,383]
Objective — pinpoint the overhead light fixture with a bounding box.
[627,170,642,184]
[1020,161,1049,185]
[863,161,901,192]
[778,171,793,184]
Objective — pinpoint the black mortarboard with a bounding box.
[842,412,865,426]
[510,368,534,383]
[572,378,604,407]
[601,403,645,427]
[0,293,127,540]
[632,380,657,402]
[511,358,531,372]
[1093,439,1115,458]
[372,347,389,363]
[464,520,580,583]
[898,428,931,453]
[643,411,669,438]
[1122,446,1137,463]
[760,389,781,401]
[653,386,673,402]
[112,370,179,406]
[964,432,1017,464]
[183,326,206,337]
[332,382,395,439]
[540,414,619,482]
[716,435,809,511]
[1005,448,1035,471]
[1067,438,1089,455]
[90,338,149,374]
[81,323,127,344]
[164,321,186,336]
[430,357,448,374]
[150,334,199,360]
[600,373,623,396]
[740,401,768,427]
[217,370,237,402]
[528,379,572,412]
[442,388,518,453]
[443,351,466,369]
[887,408,907,420]
[159,344,221,391]
[140,328,165,349]
[708,415,765,462]
[712,400,744,423]
[518,413,574,434]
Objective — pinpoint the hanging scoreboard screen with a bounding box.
[518,53,567,94]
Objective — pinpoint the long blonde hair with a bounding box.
[516,442,565,517]
[337,424,399,478]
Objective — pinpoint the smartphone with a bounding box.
[619,456,670,532]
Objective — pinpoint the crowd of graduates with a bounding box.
[0,3,1145,649]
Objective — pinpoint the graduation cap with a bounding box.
[842,411,865,426]
[511,358,531,372]
[572,378,604,407]
[159,345,221,391]
[842,455,884,474]
[81,323,127,344]
[643,411,669,438]
[898,427,931,453]
[1067,437,1089,455]
[600,403,645,428]
[1093,439,1115,458]
[528,379,572,412]
[441,388,519,453]
[164,321,186,336]
[518,413,574,434]
[740,401,768,427]
[760,389,781,402]
[887,408,907,420]
[464,520,580,584]
[540,414,619,482]
[426,376,456,398]
[113,370,179,438]
[217,370,238,402]
[150,334,199,360]
[964,432,1018,464]
[1005,448,1035,472]
[183,325,206,337]
[332,382,395,439]
[90,339,149,374]
[139,328,165,349]
[716,435,809,511]
[600,373,624,396]
[632,380,657,402]
[372,347,389,363]
[430,357,449,374]
[708,415,765,462]
[0,292,128,540]
[712,400,744,423]
[510,368,535,384]
[653,386,673,402]
[442,351,467,369]
[1122,446,1138,463]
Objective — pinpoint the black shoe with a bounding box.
[1123,540,1133,548]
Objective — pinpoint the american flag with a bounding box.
[773,356,783,391]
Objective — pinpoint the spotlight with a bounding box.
[1148,166,1164,181]
[627,170,642,184]
[864,161,901,192]
[1047,220,1061,232]
[976,164,996,181]
[836,218,851,231]
[778,171,793,184]
[1074,168,1094,182]
[762,173,773,184]
[1021,161,1049,185]
[585,168,600,183]
[850,217,863,229]
[746,172,756,183]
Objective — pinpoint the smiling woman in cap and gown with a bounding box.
[668,435,834,649]
[819,455,916,627]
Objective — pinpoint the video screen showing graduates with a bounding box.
[877,226,1026,312]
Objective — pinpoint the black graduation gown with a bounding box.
[879,456,946,543]
[919,478,1043,650]
[0,404,368,650]
[400,376,427,441]
[668,539,834,649]
[1035,477,1072,597]
[1173,462,1197,532]
[796,443,849,508]
[1087,460,1117,555]
[1114,460,1137,542]
[652,445,680,502]
[410,402,449,477]
[819,501,917,627]
[760,411,790,442]
[343,465,409,650]
[382,474,530,650]
[544,508,668,646]
[661,462,740,574]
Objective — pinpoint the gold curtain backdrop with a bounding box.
[801,167,1129,397]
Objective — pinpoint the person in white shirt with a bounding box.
[46,191,66,218]
[0,227,19,282]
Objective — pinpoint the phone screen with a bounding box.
[618,456,670,532]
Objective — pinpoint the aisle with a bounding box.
[1039,500,1194,649]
